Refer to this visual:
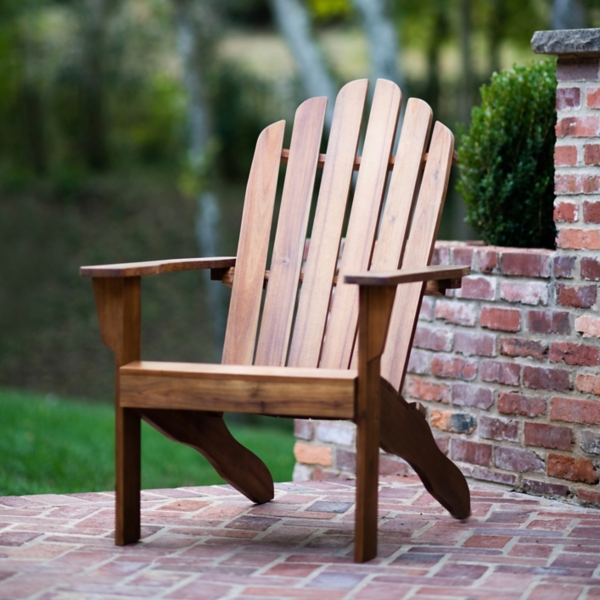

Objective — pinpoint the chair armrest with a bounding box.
[345,265,470,294]
[80,257,236,278]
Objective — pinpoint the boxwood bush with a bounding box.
[457,60,557,249]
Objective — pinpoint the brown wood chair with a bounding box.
[81,79,471,563]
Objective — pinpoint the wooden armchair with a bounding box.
[81,79,470,563]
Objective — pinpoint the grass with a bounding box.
[0,387,296,497]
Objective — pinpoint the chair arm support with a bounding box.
[80,257,236,278]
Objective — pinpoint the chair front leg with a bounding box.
[354,285,396,563]
[93,276,142,545]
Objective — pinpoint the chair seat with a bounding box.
[120,361,356,419]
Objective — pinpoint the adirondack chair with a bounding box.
[81,78,471,563]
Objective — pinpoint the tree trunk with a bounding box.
[488,0,505,75]
[458,0,475,125]
[552,0,587,30]
[173,0,225,355]
[350,0,402,89]
[425,1,448,118]
[268,0,336,127]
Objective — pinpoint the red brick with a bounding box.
[479,416,519,441]
[494,447,544,473]
[413,325,452,352]
[527,310,570,335]
[336,448,356,471]
[471,467,517,486]
[480,306,521,332]
[582,257,600,281]
[294,419,313,441]
[575,314,600,337]
[454,331,496,357]
[577,488,600,505]
[407,349,430,374]
[455,276,496,300]
[431,245,451,265]
[294,443,332,467]
[451,383,494,409]
[548,454,599,484]
[550,342,599,366]
[555,173,583,194]
[419,296,433,321]
[554,146,577,168]
[583,201,600,224]
[452,247,473,267]
[522,479,570,497]
[499,337,547,360]
[553,201,578,222]
[550,396,600,424]
[553,255,576,278]
[379,454,410,476]
[577,373,600,396]
[557,228,600,250]
[499,250,551,278]
[434,300,477,326]
[480,359,521,386]
[584,176,600,193]
[556,283,597,308]
[500,281,548,306]
[581,430,600,455]
[588,86,600,107]
[431,355,477,380]
[524,422,573,450]
[434,434,449,454]
[475,249,498,273]
[584,144,600,165]
[556,87,581,109]
[523,366,570,392]
[555,115,600,137]
[556,58,600,82]
[430,409,476,433]
[498,392,546,417]
[450,439,492,467]
[405,377,449,403]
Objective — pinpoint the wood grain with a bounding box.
[81,257,236,278]
[120,361,356,419]
[254,97,327,367]
[382,122,455,391]
[344,265,470,286]
[289,79,368,368]
[320,79,401,370]
[222,121,286,366]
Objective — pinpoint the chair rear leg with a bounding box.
[380,379,471,520]
[115,406,141,545]
[140,409,274,504]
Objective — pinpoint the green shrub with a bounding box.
[457,60,557,249]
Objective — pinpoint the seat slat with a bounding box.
[319,79,401,370]
[254,97,327,366]
[222,121,286,366]
[288,80,368,368]
[382,122,455,390]
[120,361,356,419]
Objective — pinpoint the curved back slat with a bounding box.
[222,121,285,365]
[254,97,327,367]
[382,122,455,390]
[319,79,401,370]
[288,80,368,368]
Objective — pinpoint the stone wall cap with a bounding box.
[532,29,600,57]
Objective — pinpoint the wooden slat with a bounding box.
[345,265,470,286]
[382,122,455,390]
[120,361,356,419]
[81,257,236,278]
[319,79,401,370]
[222,121,285,366]
[254,97,327,366]
[288,79,368,368]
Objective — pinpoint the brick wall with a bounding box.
[293,29,600,508]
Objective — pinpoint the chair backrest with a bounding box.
[221,79,454,394]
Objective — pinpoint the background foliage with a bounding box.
[457,60,557,249]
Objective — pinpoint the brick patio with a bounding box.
[1,476,599,599]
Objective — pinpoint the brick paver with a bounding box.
[0,476,599,599]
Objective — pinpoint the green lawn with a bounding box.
[0,388,296,496]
